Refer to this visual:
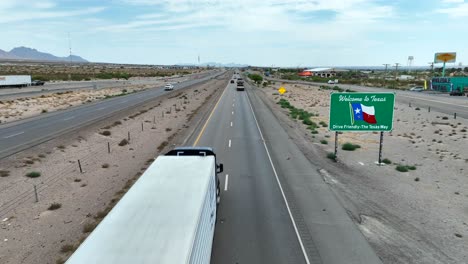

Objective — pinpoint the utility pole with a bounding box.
[68,32,72,81]
[383,63,390,79]
[428,62,434,77]
[393,63,400,80]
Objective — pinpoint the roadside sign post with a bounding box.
[378,131,384,165]
[334,132,338,159]
[329,93,395,164]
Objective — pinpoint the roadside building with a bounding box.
[431,77,468,92]
[298,68,348,78]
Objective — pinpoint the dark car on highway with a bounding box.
[31,80,45,86]
[449,89,464,96]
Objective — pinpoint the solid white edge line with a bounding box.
[228,139,231,148]
[232,111,234,115]
[230,122,233,127]
[246,91,311,264]
[3,131,25,139]
[63,116,75,121]
[224,174,229,191]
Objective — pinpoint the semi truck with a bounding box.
[237,78,245,91]
[66,147,223,264]
[0,75,31,87]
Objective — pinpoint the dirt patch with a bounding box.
[0,83,162,123]
[0,74,229,264]
[257,82,468,264]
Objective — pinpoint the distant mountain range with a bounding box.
[176,62,249,68]
[0,46,88,62]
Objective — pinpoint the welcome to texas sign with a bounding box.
[329,93,395,132]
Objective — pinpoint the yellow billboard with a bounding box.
[434,52,456,63]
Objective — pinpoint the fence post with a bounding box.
[142,122,144,131]
[454,113,457,119]
[108,142,110,154]
[128,131,130,142]
[34,185,38,202]
[428,106,431,113]
[78,159,83,173]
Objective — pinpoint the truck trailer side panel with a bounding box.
[66,156,217,264]
[0,75,31,87]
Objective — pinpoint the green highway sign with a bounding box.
[329,93,395,132]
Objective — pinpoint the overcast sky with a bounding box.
[1,0,467,67]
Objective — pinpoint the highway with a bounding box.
[188,79,382,263]
[0,71,214,100]
[267,77,468,119]
[0,71,223,159]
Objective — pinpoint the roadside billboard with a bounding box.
[329,93,395,132]
[434,52,456,63]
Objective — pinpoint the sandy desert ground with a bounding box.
[0,82,165,124]
[258,81,468,264]
[0,77,225,264]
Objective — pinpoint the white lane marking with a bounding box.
[224,174,229,191]
[3,131,24,139]
[232,103,235,107]
[358,162,365,166]
[228,139,232,148]
[246,92,311,264]
[232,111,234,115]
[63,116,75,121]
[230,122,233,127]
[97,107,106,110]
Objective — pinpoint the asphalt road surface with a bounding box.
[0,71,214,100]
[267,77,468,119]
[187,79,382,263]
[0,70,224,159]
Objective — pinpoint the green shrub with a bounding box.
[327,152,337,161]
[60,244,75,253]
[100,130,111,136]
[382,158,392,164]
[319,121,327,127]
[320,139,328,144]
[311,130,319,134]
[342,142,360,151]
[396,165,409,172]
[26,171,41,178]
[48,203,62,210]
[118,139,129,146]
[407,165,417,170]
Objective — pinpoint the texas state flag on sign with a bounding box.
[351,103,377,124]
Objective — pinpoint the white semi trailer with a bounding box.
[0,75,31,87]
[66,147,223,264]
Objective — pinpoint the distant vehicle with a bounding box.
[409,86,424,92]
[237,80,245,91]
[230,79,235,83]
[328,79,339,84]
[0,75,31,87]
[449,89,464,96]
[31,80,45,86]
[65,147,223,264]
[164,83,174,91]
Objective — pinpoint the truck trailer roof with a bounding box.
[66,155,216,264]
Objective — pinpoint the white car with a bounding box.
[327,80,335,84]
[164,84,174,91]
[409,86,424,92]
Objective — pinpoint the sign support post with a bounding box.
[334,132,338,159]
[378,132,384,165]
